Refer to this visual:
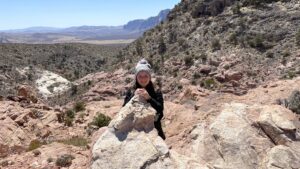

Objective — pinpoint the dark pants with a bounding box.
[154,121,166,140]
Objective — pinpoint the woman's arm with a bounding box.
[147,91,164,121]
[122,90,134,107]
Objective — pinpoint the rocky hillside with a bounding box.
[117,0,300,96]
[0,43,124,98]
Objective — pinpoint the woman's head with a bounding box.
[136,71,151,87]
[135,58,152,88]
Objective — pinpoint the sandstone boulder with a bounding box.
[189,103,300,169]
[91,95,208,169]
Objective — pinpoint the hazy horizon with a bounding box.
[0,0,180,30]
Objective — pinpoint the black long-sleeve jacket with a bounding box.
[122,89,164,121]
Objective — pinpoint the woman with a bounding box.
[122,58,166,140]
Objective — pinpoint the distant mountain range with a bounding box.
[0,9,170,44]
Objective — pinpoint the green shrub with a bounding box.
[91,113,112,128]
[243,0,280,7]
[243,0,263,6]
[248,34,267,50]
[266,52,274,58]
[282,51,290,58]
[70,85,78,96]
[73,102,85,112]
[125,77,131,84]
[229,32,238,45]
[64,110,75,126]
[78,112,85,119]
[211,38,221,51]
[287,71,296,79]
[191,79,197,85]
[296,29,300,46]
[199,53,208,63]
[193,72,201,79]
[64,116,74,127]
[232,2,241,14]
[55,154,75,167]
[58,137,89,147]
[135,40,143,56]
[168,31,177,44]
[47,157,54,163]
[27,140,45,151]
[158,36,167,55]
[201,78,218,90]
[65,110,75,118]
[184,55,194,66]
[178,38,189,50]
[87,80,92,86]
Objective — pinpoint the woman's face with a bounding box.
[136,71,150,87]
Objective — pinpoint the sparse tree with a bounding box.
[158,36,167,55]
[135,39,143,56]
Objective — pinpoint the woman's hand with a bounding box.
[135,88,151,100]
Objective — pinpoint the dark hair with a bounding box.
[133,79,157,98]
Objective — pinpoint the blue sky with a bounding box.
[0,0,180,30]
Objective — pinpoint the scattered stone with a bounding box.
[214,73,225,82]
[199,65,212,75]
[225,70,243,81]
[32,149,41,156]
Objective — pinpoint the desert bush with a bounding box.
[64,116,74,127]
[63,109,75,126]
[90,113,112,128]
[65,109,75,118]
[287,71,296,79]
[158,37,167,55]
[199,53,208,63]
[87,80,92,86]
[242,0,280,7]
[247,34,272,51]
[191,0,231,18]
[178,38,189,50]
[184,55,194,67]
[282,51,290,58]
[211,38,221,51]
[73,102,85,112]
[125,77,131,84]
[55,154,75,167]
[193,72,201,79]
[232,2,241,14]
[70,85,78,96]
[27,140,45,151]
[47,157,54,163]
[168,31,177,44]
[266,52,274,58]
[228,32,238,45]
[135,40,143,56]
[296,29,300,46]
[58,137,89,147]
[201,78,218,90]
